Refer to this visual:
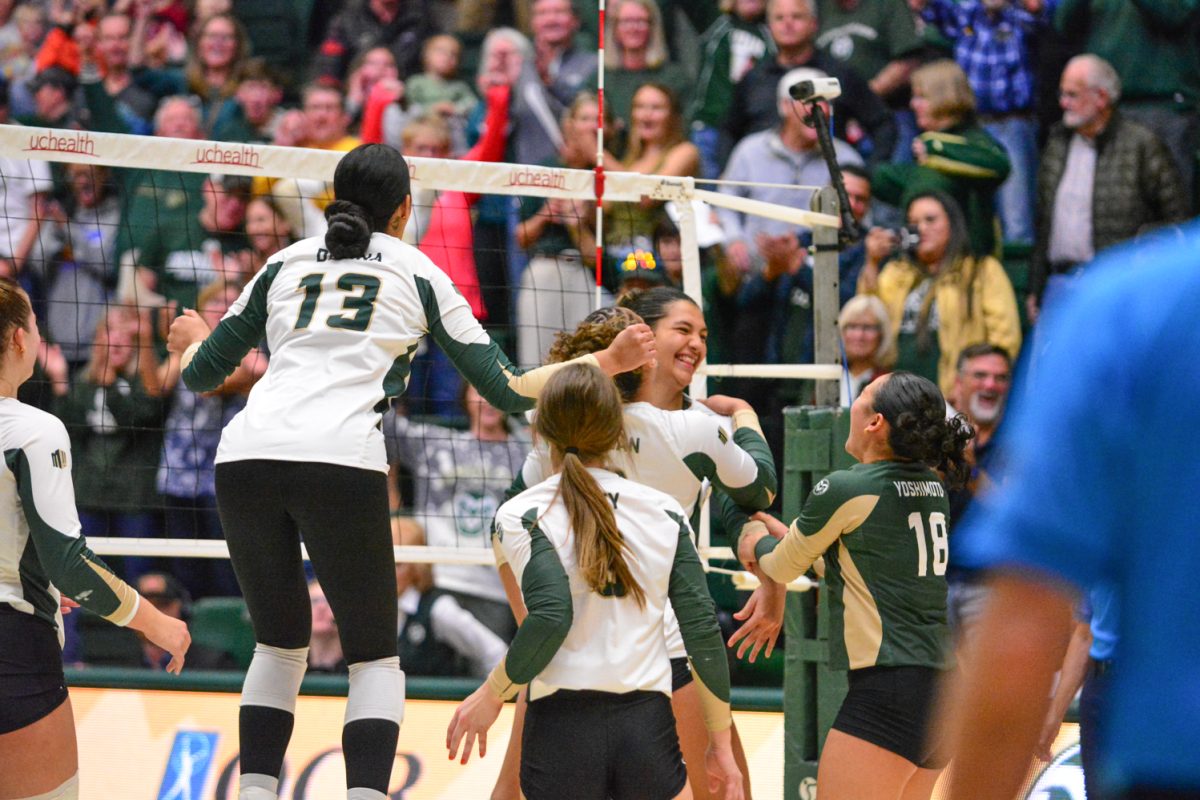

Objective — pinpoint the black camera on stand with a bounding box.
[788,78,860,248]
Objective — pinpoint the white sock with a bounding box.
[17,773,78,800]
[239,773,279,799]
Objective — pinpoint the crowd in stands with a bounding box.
[1,0,1196,675]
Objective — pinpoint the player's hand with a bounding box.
[166,308,211,356]
[728,580,786,663]
[60,597,80,615]
[696,394,751,416]
[751,511,789,540]
[447,684,504,765]
[130,601,191,675]
[596,322,656,375]
[706,728,745,800]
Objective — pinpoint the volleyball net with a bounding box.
[0,124,838,589]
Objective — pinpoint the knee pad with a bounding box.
[241,644,309,714]
[346,656,405,726]
[18,773,78,800]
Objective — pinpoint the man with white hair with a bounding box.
[1027,54,1188,323]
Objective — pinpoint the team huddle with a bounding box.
[0,143,975,800]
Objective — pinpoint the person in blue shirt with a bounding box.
[945,221,1200,800]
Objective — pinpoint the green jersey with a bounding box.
[757,460,952,671]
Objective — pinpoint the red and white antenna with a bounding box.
[594,0,607,308]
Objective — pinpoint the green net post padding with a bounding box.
[782,405,855,794]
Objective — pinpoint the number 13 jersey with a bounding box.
[767,461,953,671]
[191,233,547,473]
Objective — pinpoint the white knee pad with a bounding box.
[241,644,309,713]
[346,789,388,800]
[18,773,78,800]
[346,656,405,726]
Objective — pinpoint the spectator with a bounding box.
[43,163,121,368]
[603,0,692,136]
[815,0,923,148]
[392,516,507,677]
[88,11,157,135]
[914,0,1049,246]
[130,12,253,141]
[1055,0,1200,208]
[837,293,895,405]
[345,45,401,130]
[1027,54,1190,323]
[867,190,1021,395]
[0,74,57,288]
[403,35,476,149]
[605,82,700,256]
[243,195,296,270]
[872,60,1012,257]
[944,343,1012,647]
[2,3,46,119]
[719,68,862,274]
[614,247,670,298]
[133,571,238,669]
[384,384,531,642]
[128,0,190,70]
[727,0,898,166]
[837,163,878,287]
[157,281,264,601]
[313,0,434,84]
[233,57,285,143]
[19,66,82,130]
[690,0,772,180]
[652,212,685,288]
[307,579,347,673]
[58,307,166,583]
[529,0,597,108]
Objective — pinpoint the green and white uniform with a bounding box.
[1,399,140,638]
[757,460,952,670]
[491,469,731,728]
[516,402,776,658]
[184,233,601,472]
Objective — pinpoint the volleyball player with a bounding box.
[0,282,191,800]
[741,373,973,800]
[446,362,743,800]
[494,294,778,800]
[165,143,655,800]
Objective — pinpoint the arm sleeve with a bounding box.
[507,443,550,501]
[920,130,1012,186]
[182,261,280,392]
[9,423,139,626]
[665,509,732,732]
[485,510,573,699]
[416,267,602,413]
[679,411,777,509]
[757,479,880,582]
[430,593,509,676]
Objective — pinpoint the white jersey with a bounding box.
[519,403,768,658]
[494,469,692,699]
[0,398,138,634]
[186,233,559,472]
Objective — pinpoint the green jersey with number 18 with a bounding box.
[761,460,953,671]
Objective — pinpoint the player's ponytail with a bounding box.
[546,306,646,402]
[873,371,975,489]
[535,363,646,608]
[326,143,412,259]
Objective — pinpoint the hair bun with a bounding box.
[324,200,372,259]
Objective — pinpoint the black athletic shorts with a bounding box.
[670,656,693,691]
[831,665,950,769]
[0,604,69,734]
[521,689,687,800]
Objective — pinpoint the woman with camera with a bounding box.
[864,191,1020,396]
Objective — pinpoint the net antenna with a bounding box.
[594,0,607,310]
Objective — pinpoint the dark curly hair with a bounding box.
[872,372,975,489]
[546,306,645,401]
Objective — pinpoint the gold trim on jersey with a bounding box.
[85,559,140,626]
[502,354,602,399]
[691,661,733,732]
[760,495,880,584]
[837,542,884,669]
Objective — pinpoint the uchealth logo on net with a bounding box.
[25,130,97,157]
[192,143,262,169]
[508,167,567,190]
